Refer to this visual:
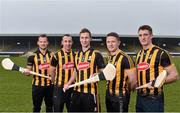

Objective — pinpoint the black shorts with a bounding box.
[32,85,53,112]
[136,93,164,112]
[70,91,99,112]
[106,91,130,112]
[53,85,73,112]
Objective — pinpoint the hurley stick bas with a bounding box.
[136,70,167,89]
[1,58,51,80]
[67,63,116,89]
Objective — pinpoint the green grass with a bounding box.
[0,57,180,112]
[0,57,32,112]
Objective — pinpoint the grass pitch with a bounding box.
[0,57,180,112]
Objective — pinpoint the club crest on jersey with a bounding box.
[78,62,90,70]
[39,63,50,69]
[63,62,74,69]
[148,54,152,59]
[137,62,150,71]
[87,56,91,61]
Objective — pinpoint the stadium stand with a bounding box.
[0,35,180,56]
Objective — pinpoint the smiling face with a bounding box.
[80,32,91,49]
[106,36,120,55]
[37,36,48,50]
[138,29,153,49]
[62,35,73,52]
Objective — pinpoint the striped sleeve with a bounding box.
[51,53,58,67]
[27,55,34,66]
[122,56,134,69]
[95,52,106,69]
[160,51,172,67]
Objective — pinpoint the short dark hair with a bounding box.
[61,34,73,47]
[63,34,71,37]
[138,25,153,35]
[61,34,72,42]
[38,34,48,41]
[39,34,47,38]
[79,28,91,38]
[106,32,120,41]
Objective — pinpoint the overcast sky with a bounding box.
[0,0,180,36]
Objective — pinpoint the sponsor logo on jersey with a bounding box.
[39,63,50,69]
[78,62,90,70]
[137,62,150,71]
[63,62,74,69]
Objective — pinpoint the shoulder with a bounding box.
[28,52,36,58]
[47,50,54,56]
[93,49,101,54]
[27,52,36,62]
[120,50,132,60]
[136,49,143,56]
[93,49,100,53]
[154,45,170,55]
[93,49,104,57]
[51,50,62,60]
[26,52,35,58]
[54,49,65,55]
[137,49,143,54]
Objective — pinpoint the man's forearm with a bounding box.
[49,66,56,83]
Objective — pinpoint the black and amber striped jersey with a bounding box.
[136,45,172,95]
[51,48,75,86]
[27,49,53,86]
[74,48,105,94]
[107,49,134,96]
